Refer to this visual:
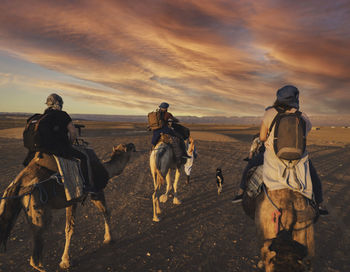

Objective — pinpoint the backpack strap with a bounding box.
[34,113,48,132]
[25,114,41,130]
[295,110,307,136]
[268,107,285,135]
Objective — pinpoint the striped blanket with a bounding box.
[53,156,84,201]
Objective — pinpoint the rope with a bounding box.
[263,184,283,234]
[0,174,62,201]
[263,184,280,211]
[37,184,48,204]
[25,193,32,212]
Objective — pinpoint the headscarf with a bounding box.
[46,93,63,110]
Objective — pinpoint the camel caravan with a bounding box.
[0,88,326,272]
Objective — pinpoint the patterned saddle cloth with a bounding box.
[33,150,87,201]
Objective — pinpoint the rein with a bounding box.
[0,174,63,203]
[262,185,316,235]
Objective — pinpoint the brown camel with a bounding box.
[254,187,316,272]
[0,143,135,272]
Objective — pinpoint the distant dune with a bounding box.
[1,112,349,127]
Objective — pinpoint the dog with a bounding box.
[216,168,224,195]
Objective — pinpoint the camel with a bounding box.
[253,187,316,272]
[0,143,135,272]
[149,134,184,222]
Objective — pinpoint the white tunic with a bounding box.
[262,107,313,200]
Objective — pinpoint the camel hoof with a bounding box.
[173,197,182,205]
[30,258,46,272]
[103,238,114,245]
[153,216,160,222]
[159,194,168,203]
[59,260,71,270]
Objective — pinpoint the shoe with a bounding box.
[83,185,98,194]
[318,206,329,215]
[232,194,243,203]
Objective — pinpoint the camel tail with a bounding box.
[156,169,165,186]
[0,180,23,252]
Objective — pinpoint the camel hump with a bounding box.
[34,152,58,172]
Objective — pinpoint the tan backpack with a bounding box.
[148,110,162,130]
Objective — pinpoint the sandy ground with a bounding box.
[0,122,349,272]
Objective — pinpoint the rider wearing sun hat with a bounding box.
[233,85,328,214]
[151,102,190,161]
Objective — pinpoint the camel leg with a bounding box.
[59,204,77,269]
[160,170,171,203]
[91,192,113,244]
[152,185,161,222]
[258,240,276,271]
[173,168,182,205]
[255,194,277,271]
[24,194,50,272]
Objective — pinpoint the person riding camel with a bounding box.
[151,102,190,162]
[23,93,95,193]
[233,85,328,215]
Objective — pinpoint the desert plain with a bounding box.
[0,116,349,271]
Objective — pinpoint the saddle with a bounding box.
[242,165,264,220]
[34,152,84,201]
[242,166,318,223]
[158,133,186,165]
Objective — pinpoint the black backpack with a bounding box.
[269,110,306,160]
[23,113,55,151]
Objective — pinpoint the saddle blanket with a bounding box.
[53,156,84,201]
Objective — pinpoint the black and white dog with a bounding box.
[216,168,224,195]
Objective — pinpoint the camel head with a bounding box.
[267,230,309,272]
[111,143,136,154]
[103,143,136,177]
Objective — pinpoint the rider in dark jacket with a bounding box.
[23,93,94,192]
[151,102,190,162]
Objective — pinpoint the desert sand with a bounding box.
[0,120,349,271]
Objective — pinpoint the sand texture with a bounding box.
[0,122,349,271]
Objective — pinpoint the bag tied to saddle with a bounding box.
[242,165,264,220]
[171,122,190,140]
[269,110,306,161]
[53,156,84,201]
[148,110,162,130]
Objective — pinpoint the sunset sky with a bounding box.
[0,0,349,117]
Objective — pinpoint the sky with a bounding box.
[0,0,349,117]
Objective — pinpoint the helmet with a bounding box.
[159,102,169,109]
[46,93,63,109]
[276,85,299,109]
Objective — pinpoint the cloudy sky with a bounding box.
[0,0,349,116]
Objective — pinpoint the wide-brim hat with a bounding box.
[276,85,299,109]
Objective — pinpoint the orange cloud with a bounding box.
[0,0,349,116]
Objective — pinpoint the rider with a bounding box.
[23,93,93,193]
[151,102,190,161]
[233,85,328,214]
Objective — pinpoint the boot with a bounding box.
[186,175,190,185]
